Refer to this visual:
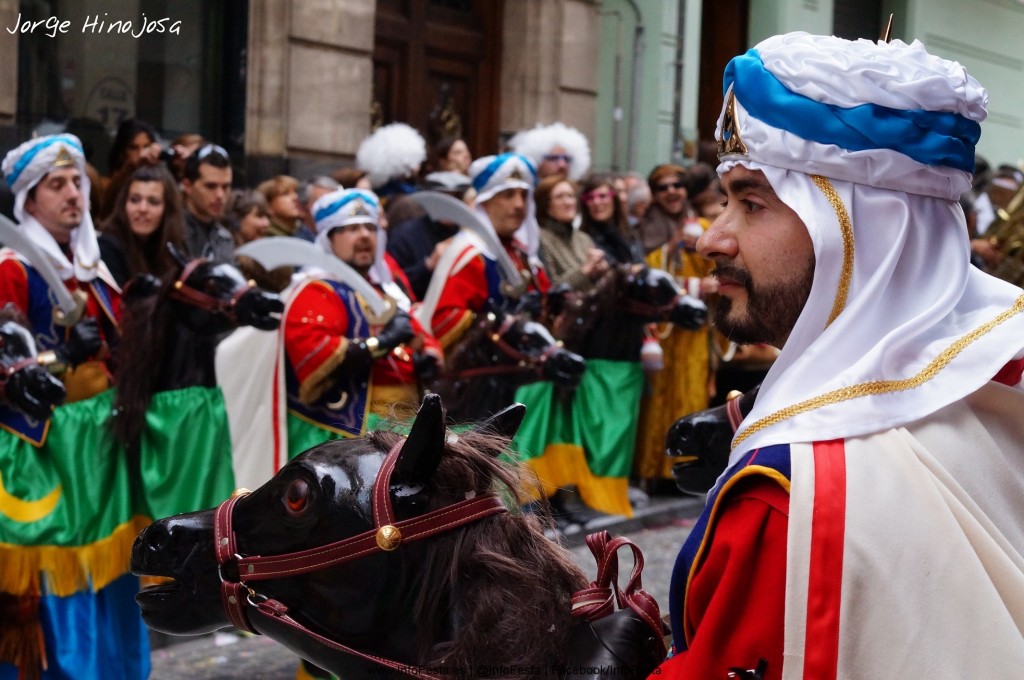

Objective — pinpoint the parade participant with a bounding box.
[418,152,549,349]
[509,121,591,182]
[0,133,145,679]
[356,122,427,226]
[282,188,442,454]
[659,32,1024,678]
[0,133,120,404]
[180,143,235,264]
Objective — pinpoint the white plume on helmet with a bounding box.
[508,122,591,181]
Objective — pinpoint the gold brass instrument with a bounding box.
[983,182,1024,287]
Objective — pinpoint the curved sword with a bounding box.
[409,191,527,295]
[236,238,393,322]
[0,213,87,326]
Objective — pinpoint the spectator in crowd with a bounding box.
[535,174,607,292]
[634,164,720,493]
[98,164,186,286]
[298,175,342,235]
[428,135,473,175]
[386,170,472,300]
[98,118,163,220]
[625,180,652,227]
[509,122,591,182]
[282,188,442,453]
[256,174,315,242]
[637,163,689,253]
[180,143,235,264]
[227,189,293,293]
[165,132,206,184]
[331,167,373,190]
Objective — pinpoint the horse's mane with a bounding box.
[111,275,176,449]
[368,427,588,674]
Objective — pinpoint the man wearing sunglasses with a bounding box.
[181,144,236,264]
[637,163,689,253]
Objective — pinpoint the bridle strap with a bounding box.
[213,440,509,677]
[168,258,253,317]
[447,315,563,381]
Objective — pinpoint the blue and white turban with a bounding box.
[1,133,102,282]
[311,188,393,286]
[714,32,1024,465]
[469,153,541,258]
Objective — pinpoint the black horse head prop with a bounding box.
[0,314,66,420]
[132,394,599,677]
[618,266,707,329]
[667,385,759,495]
[430,308,586,422]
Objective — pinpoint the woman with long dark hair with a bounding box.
[99,164,185,287]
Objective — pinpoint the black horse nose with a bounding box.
[666,418,697,458]
[544,349,586,387]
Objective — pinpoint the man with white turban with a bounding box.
[0,133,120,404]
[281,188,442,453]
[660,33,1024,678]
[0,135,138,680]
[417,152,550,348]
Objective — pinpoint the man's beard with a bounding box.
[712,262,814,347]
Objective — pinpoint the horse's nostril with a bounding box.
[144,522,171,553]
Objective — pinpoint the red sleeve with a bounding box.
[654,477,788,680]
[283,281,350,404]
[0,256,30,315]
[431,252,488,349]
[385,253,417,303]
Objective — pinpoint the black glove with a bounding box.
[235,288,284,331]
[374,310,415,354]
[413,351,441,383]
[3,366,66,421]
[668,295,708,330]
[546,283,572,318]
[514,290,543,318]
[56,318,103,368]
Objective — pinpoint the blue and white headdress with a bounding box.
[312,188,394,288]
[715,32,1024,463]
[469,152,541,259]
[1,133,102,282]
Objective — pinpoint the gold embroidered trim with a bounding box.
[733,294,1024,450]
[809,175,854,327]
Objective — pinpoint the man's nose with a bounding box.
[697,215,737,260]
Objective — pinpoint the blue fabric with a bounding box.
[667,444,792,652]
[0,573,150,680]
[3,135,84,187]
[313,189,379,222]
[725,49,980,172]
[471,153,537,192]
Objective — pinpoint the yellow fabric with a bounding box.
[0,515,151,597]
[635,233,715,480]
[63,360,110,403]
[523,443,633,517]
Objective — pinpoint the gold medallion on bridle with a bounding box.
[376,524,402,551]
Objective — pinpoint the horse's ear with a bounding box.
[471,402,526,444]
[166,242,189,269]
[393,393,447,484]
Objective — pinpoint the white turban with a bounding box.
[715,32,1024,463]
[311,188,394,288]
[1,133,102,282]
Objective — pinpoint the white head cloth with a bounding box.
[717,32,1024,464]
[311,188,397,291]
[1,133,102,282]
[355,123,426,188]
[469,152,541,259]
[508,122,591,182]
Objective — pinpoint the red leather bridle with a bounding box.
[213,439,508,677]
[167,258,254,321]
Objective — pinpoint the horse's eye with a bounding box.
[284,479,310,514]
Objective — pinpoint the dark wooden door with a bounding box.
[697,0,749,161]
[374,0,504,157]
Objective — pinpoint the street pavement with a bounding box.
[148,493,704,679]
